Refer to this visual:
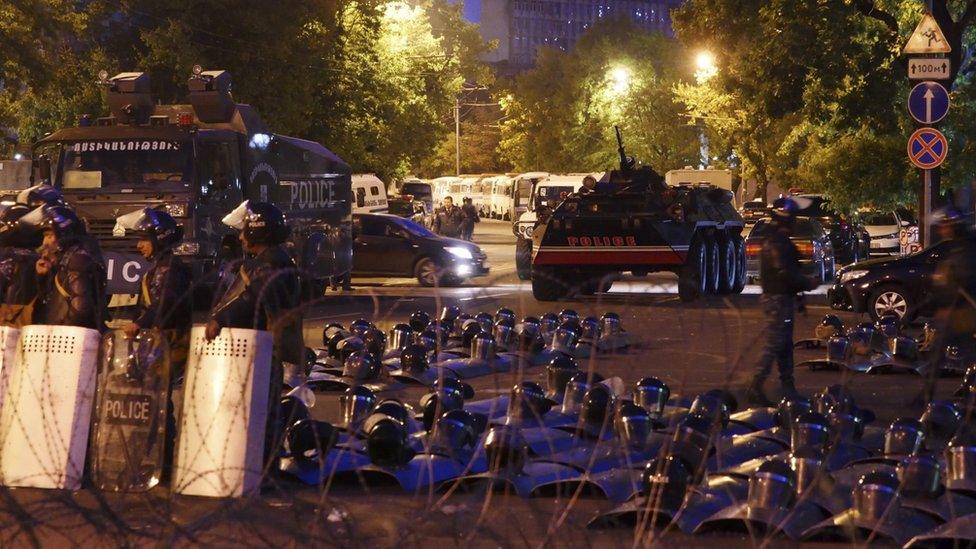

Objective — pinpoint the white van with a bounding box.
[351,174,389,214]
[511,172,549,221]
[487,175,515,220]
[430,176,459,204]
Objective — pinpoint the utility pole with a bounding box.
[455,98,461,176]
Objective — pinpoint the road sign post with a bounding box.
[903,12,951,248]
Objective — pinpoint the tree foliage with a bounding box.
[672,0,976,210]
[498,18,700,174]
[0,0,489,181]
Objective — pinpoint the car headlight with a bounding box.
[840,269,869,284]
[445,246,473,259]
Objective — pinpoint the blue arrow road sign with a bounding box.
[909,81,950,124]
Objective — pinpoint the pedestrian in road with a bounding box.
[206,201,305,466]
[919,207,976,405]
[461,197,479,241]
[433,195,464,239]
[745,197,819,406]
[24,204,108,331]
[118,208,193,375]
[0,203,39,327]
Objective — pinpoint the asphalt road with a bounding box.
[0,220,961,547]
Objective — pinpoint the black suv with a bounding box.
[352,213,489,286]
[829,240,950,321]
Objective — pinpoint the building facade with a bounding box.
[479,0,683,67]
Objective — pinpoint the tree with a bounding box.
[499,18,700,174]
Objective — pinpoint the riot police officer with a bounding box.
[746,198,818,406]
[23,204,108,330]
[0,203,38,326]
[206,201,304,463]
[118,208,193,373]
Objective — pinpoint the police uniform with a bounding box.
[748,209,817,404]
[134,251,192,371]
[34,236,107,330]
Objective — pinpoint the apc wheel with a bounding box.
[869,284,913,322]
[415,257,445,287]
[731,235,747,293]
[678,237,707,302]
[717,234,737,294]
[532,267,570,301]
[516,238,532,281]
[579,273,612,296]
[703,234,721,295]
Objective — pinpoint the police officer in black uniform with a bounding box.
[920,207,976,404]
[746,198,818,406]
[25,205,108,330]
[0,203,39,326]
[119,208,193,373]
[205,201,304,464]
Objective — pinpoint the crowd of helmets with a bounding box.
[272,306,976,546]
[797,313,961,376]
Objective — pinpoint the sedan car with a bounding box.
[740,200,770,224]
[782,194,870,266]
[828,240,948,321]
[858,208,917,256]
[352,213,489,286]
[745,217,835,284]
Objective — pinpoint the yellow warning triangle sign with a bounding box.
[904,14,951,54]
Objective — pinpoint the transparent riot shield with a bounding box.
[90,329,170,492]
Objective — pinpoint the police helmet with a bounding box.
[920,401,961,452]
[362,327,387,359]
[279,394,311,429]
[578,384,615,432]
[689,392,730,429]
[366,417,413,467]
[431,409,479,451]
[409,310,431,332]
[633,377,670,417]
[812,384,855,415]
[493,321,516,350]
[896,454,942,499]
[388,323,414,353]
[226,200,290,245]
[435,377,474,401]
[545,354,579,399]
[342,350,382,382]
[827,407,866,444]
[789,446,826,493]
[747,459,797,511]
[286,419,337,461]
[340,385,376,428]
[615,402,653,449]
[474,312,494,333]
[520,315,540,328]
[494,307,516,325]
[484,423,528,474]
[506,381,555,421]
[883,417,925,457]
[20,204,86,242]
[322,323,346,346]
[118,207,183,252]
[599,312,623,336]
[641,455,692,508]
[399,344,429,374]
[876,313,901,339]
[440,305,462,323]
[790,412,832,453]
[852,471,900,521]
[364,399,411,432]
[349,318,373,338]
[470,332,496,361]
[580,316,600,341]
[460,320,483,348]
[514,322,544,354]
[0,202,33,248]
[16,184,64,208]
[336,336,365,363]
[540,312,559,334]
[814,314,845,340]
[558,308,579,325]
[560,372,592,416]
[774,396,813,430]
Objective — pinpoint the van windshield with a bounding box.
[58,139,192,189]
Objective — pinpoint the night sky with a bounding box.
[451,0,480,22]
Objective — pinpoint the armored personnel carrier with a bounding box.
[530,128,746,302]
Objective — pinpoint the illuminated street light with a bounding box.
[610,66,632,94]
[695,51,717,83]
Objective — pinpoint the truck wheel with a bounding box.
[731,235,747,293]
[704,235,721,295]
[678,237,707,302]
[516,238,532,281]
[579,273,611,296]
[532,266,569,301]
[717,234,737,294]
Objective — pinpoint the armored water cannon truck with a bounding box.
[25,67,352,300]
[530,128,746,302]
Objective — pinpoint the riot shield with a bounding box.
[0,325,100,489]
[90,329,170,492]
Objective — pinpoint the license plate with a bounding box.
[103,392,155,426]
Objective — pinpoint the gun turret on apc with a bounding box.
[530,127,746,302]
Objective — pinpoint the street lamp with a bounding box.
[610,66,632,94]
[695,51,717,83]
